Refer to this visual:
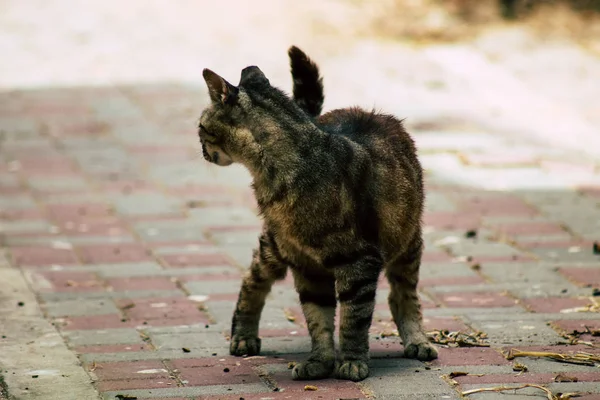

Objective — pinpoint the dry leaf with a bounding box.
[554,373,578,382]
[448,371,468,378]
[462,383,559,400]
[120,303,135,310]
[242,356,266,360]
[512,362,528,372]
[506,348,600,366]
[427,329,489,347]
[283,308,296,322]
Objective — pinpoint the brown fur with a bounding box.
[195,48,437,382]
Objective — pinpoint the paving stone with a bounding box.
[39,289,184,302]
[27,176,90,193]
[209,231,260,246]
[43,298,120,317]
[131,220,209,243]
[455,167,571,190]
[469,318,562,346]
[465,311,600,323]
[112,193,184,216]
[560,266,600,286]
[0,219,52,234]
[260,336,311,355]
[99,265,239,278]
[479,262,569,284]
[0,194,37,209]
[188,206,261,227]
[427,282,588,299]
[520,297,592,313]
[63,328,144,346]
[161,252,233,268]
[440,239,522,259]
[425,191,458,212]
[9,245,80,266]
[531,247,600,262]
[364,370,455,397]
[150,332,226,351]
[101,383,269,399]
[81,348,231,364]
[9,235,136,245]
[217,244,255,268]
[183,280,240,296]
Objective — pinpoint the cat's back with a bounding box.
[317,107,420,170]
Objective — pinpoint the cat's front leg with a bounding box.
[230,233,287,356]
[333,248,383,382]
[290,268,336,380]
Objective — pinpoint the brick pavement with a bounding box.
[1,83,599,400]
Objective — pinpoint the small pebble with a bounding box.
[182,347,191,353]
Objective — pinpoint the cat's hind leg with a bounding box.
[333,248,382,382]
[386,237,438,361]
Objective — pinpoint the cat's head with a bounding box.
[197,66,277,167]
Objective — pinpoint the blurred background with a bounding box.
[2,0,600,155]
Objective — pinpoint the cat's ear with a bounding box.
[239,66,270,87]
[203,69,239,105]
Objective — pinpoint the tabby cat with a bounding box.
[196,46,437,382]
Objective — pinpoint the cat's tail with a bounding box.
[288,46,324,118]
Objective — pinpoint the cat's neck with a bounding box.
[244,116,325,179]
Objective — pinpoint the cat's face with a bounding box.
[197,67,271,167]
[198,107,234,167]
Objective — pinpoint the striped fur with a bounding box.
[196,48,436,382]
[288,46,324,118]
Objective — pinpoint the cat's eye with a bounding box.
[198,123,216,137]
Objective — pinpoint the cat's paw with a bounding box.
[229,335,261,356]
[335,360,369,381]
[292,360,334,380]
[404,342,438,361]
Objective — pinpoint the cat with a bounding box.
[196,46,437,382]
